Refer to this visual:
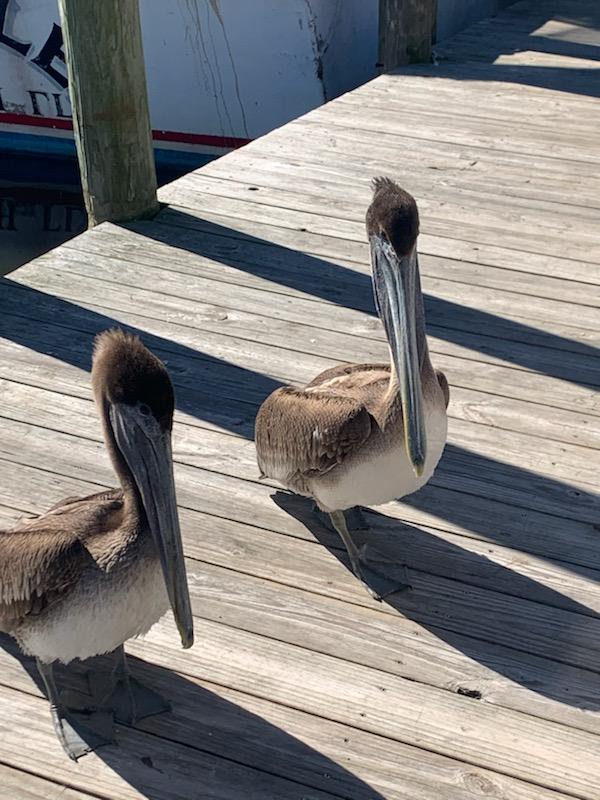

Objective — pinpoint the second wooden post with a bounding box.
[379,0,437,71]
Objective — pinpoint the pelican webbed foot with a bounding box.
[37,659,114,761]
[328,511,412,602]
[105,646,170,725]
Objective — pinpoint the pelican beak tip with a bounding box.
[411,452,426,477]
[180,628,194,649]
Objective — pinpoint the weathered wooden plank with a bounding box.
[378,0,437,67]
[3,482,593,796]
[58,228,600,362]
[130,620,600,798]
[201,121,600,211]
[1,386,599,611]
[0,338,598,527]
[58,0,158,225]
[321,64,600,118]
[0,685,346,800]
[192,124,600,220]
[174,166,600,247]
[2,4,599,797]
[195,137,600,225]
[435,16,600,69]
[156,190,600,273]
[0,648,576,800]
[0,766,97,800]
[337,86,600,138]
[1,311,597,493]
[235,126,600,216]
[381,62,600,110]
[149,209,600,322]
[5,282,598,437]
[14,236,600,381]
[0,321,598,521]
[275,112,600,177]
[0,412,598,624]
[5,459,600,746]
[160,177,600,297]
[303,88,600,164]
[0,503,22,527]
[1,338,596,454]
[2,483,600,745]
[2,274,599,448]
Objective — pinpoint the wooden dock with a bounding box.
[1,0,599,797]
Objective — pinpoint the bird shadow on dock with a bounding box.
[1,213,600,712]
[0,633,385,799]
[274,490,600,715]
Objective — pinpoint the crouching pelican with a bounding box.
[255,178,449,600]
[0,329,193,759]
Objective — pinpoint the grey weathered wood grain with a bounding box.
[157,193,600,273]
[3,274,600,447]
[304,92,600,165]
[58,230,600,359]
[13,239,600,380]
[1,341,596,452]
[378,0,437,68]
[1,425,600,680]
[169,168,600,251]
[0,766,98,800]
[130,621,600,797]
[0,335,598,522]
[5,460,600,745]
[0,655,575,800]
[241,128,600,210]
[0,357,598,542]
[0,685,348,800]
[3,1,600,796]
[57,0,158,225]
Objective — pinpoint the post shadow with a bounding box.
[1,245,599,577]
[1,205,599,730]
[131,211,600,384]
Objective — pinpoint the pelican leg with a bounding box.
[106,646,170,724]
[36,658,114,761]
[313,503,369,532]
[328,511,411,602]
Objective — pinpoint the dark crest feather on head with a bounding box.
[92,328,175,429]
[366,176,419,255]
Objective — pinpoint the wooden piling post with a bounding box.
[378,0,437,71]
[57,0,159,226]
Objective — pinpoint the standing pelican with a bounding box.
[256,178,449,599]
[0,329,193,760]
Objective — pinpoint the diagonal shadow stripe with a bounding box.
[131,211,600,386]
[1,212,599,712]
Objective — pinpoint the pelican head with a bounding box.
[366,177,426,476]
[92,329,194,649]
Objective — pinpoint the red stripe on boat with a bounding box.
[0,113,251,148]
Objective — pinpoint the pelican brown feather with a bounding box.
[0,329,194,759]
[255,179,449,598]
[0,490,123,627]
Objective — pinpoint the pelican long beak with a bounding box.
[370,235,427,475]
[109,405,194,648]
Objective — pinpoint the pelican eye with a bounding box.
[139,403,151,417]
